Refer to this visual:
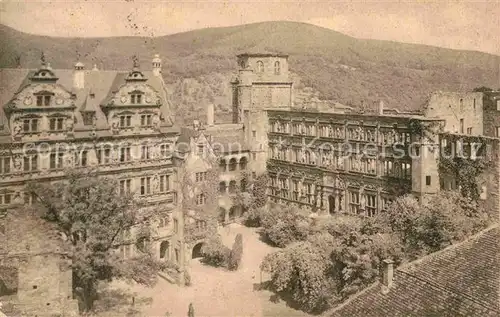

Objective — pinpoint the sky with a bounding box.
[1,0,499,56]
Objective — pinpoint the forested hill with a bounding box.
[1,21,499,124]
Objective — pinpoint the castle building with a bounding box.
[0,56,182,265]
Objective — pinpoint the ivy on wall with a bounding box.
[438,135,492,202]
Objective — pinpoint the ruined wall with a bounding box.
[482,91,500,137]
[438,133,500,221]
[425,92,483,135]
[0,210,78,317]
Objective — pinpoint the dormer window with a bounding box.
[131,94,142,104]
[34,91,54,106]
[274,61,280,75]
[256,61,264,73]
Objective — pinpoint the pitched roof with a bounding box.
[0,66,177,140]
[327,225,500,317]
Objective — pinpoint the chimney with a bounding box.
[152,54,162,77]
[73,62,85,89]
[381,259,394,294]
[207,104,215,126]
[378,100,385,115]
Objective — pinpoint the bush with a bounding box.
[184,270,191,286]
[260,204,311,247]
[228,233,243,270]
[200,236,231,267]
[243,207,267,227]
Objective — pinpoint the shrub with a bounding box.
[200,236,231,267]
[243,207,267,227]
[260,204,311,247]
[228,233,243,271]
[184,270,192,286]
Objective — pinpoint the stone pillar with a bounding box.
[334,194,340,213]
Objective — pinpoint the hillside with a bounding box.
[1,21,499,124]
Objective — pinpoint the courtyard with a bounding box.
[96,224,312,317]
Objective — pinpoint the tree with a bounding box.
[200,235,231,267]
[472,86,493,92]
[26,169,166,312]
[259,203,311,247]
[379,191,489,258]
[228,233,243,271]
[261,237,337,313]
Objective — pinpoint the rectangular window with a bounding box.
[141,145,151,160]
[0,193,12,205]
[140,177,151,196]
[119,115,132,128]
[195,172,207,182]
[426,175,431,186]
[22,118,39,133]
[24,192,37,205]
[120,147,131,162]
[175,248,180,263]
[119,179,132,195]
[96,147,111,165]
[23,155,38,172]
[496,127,500,137]
[159,174,170,192]
[140,114,152,126]
[349,191,360,214]
[131,94,142,104]
[197,144,204,155]
[365,194,377,217]
[49,118,64,131]
[402,162,411,179]
[49,152,64,170]
[0,157,10,174]
[196,193,206,205]
[252,130,257,138]
[466,127,472,135]
[173,218,179,234]
[74,151,88,167]
[459,119,464,134]
[160,144,171,157]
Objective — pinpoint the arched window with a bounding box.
[256,61,264,73]
[239,157,248,170]
[219,159,227,172]
[219,181,227,194]
[159,241,170,259]
[229,158,237,171]
[274,61,280,75]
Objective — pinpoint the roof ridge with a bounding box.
[398,270,498,312]
[398,224,499,271]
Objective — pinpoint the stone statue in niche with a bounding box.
[12,120,22,136]
[356,126,364,140]
[111,116,119,130]
[65,153,74,166]
[13,155,22,171]
[152,114,160,128]
[65,116,74,131]
[153,175,160,192]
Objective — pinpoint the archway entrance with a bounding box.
[192,242,205,259]
[159,241,170,259]
[328,195,335,215]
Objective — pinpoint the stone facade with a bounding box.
[0,57,184,295]
[0,211,78,317]
[482,91,500,137]
[424,91,484,135]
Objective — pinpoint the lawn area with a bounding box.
[94,224,312,317]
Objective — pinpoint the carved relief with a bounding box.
[334,176,345,190]
[153,175,160,192]
[12,155,22,171]
[12,120,22,136]
[111,116,119,130]
[152,114,160,128]
[65,116,74,132]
